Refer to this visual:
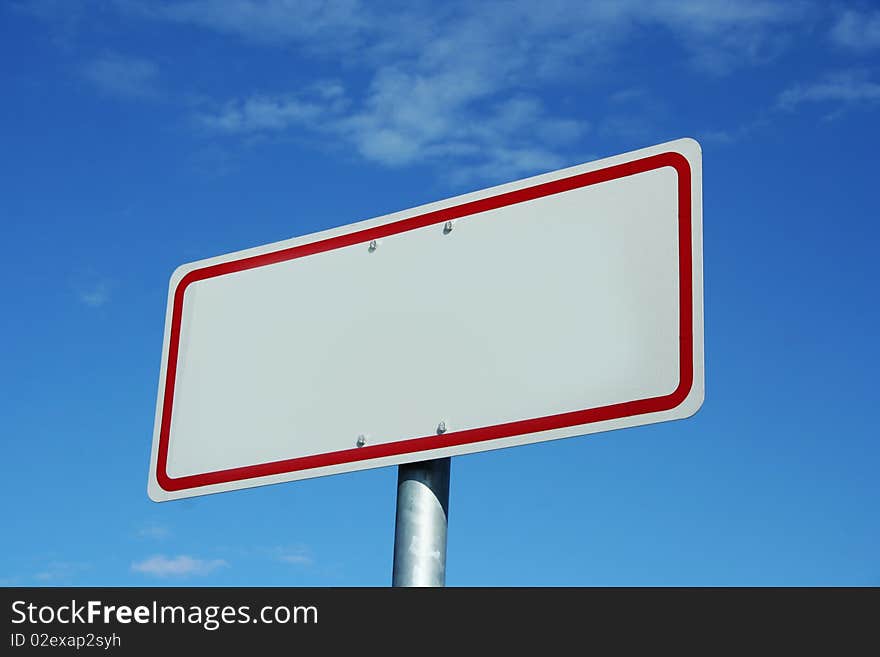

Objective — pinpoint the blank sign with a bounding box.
[149,138,704,501]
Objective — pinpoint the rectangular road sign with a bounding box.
[149,138,704,501]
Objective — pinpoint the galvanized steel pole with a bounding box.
[391,458,451,587]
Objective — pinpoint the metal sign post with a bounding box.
[392,458,451,587]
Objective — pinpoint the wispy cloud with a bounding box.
[123,0,810,74]
[335,85,588,180]
[82,53,161,100]
[273,546,314,567]
[196,81,347,135]
[123,0,811,183]
[136,523,171,540]
[126,0,371,49]
[77,281,111,308]
[830,9,880,52]
[642,1,812,74]
[778,69,880,110]
[131,555,228,578]
[598,116,655,140]
[13,0,87,51]
[197,80,587,183]
[608,87,651,105]
[695,114,773,145]
[34,561,89,583]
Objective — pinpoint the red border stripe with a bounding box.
[157,152,693,491]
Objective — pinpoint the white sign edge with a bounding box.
[148,137,704,502]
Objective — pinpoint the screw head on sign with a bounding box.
[437,421,447,434]
[357,435,366,447]
[443,221,454,234]
[368,240,378,252]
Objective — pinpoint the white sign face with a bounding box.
[149,138,704,501]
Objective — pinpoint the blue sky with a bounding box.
[1,0,878,586]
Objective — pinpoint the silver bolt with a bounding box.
[356,435,366,447]
[443,221,454,234]
[368,240,378,252]
[437,421,447,434]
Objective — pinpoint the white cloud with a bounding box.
[778,70,880,109]
[695,114,770,144]
[697,129,736,144]
[275,547,313,566]
[78,281,111,308]
[136,523,171,540]
[830,9,880,52]
[199,96,321,134]
[124,0,811,181]
[196,82,347,135]
[598,116,654,140]
[131,555,228,578]
[639,0,811,73]
[34,561,89,582]
[336,74,589,174]
[198,77,589,183]
[609,88,650,104]
[126,0,370,49]
[71,270,114,308]
[82,53,160,99]
[124,0,809,74]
